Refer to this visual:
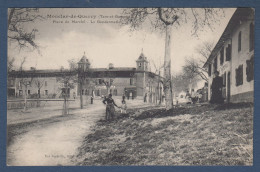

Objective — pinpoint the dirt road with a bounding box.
[7,99,156,166]
[7,101,108,166]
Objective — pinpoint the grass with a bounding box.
[74,103,253,166]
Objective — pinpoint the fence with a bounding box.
[7,99,75,110]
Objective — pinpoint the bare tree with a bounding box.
[32,77,46,107]
[182,58,202,91]
[172,73,190,95]
[7,56,15,73]
[8,8,44,51]
[121,8,224,110]
[182,41,215,83]
[102,78,114,95]
[99,71,116,95]
[195,41,215,63]
[183,57,208,82]
[56,63,77,115]
[151,59,164,104]
[70,58,95,109]
[16,57,35,111]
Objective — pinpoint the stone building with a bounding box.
[203,8,254,102]
[78,52,164,103]
[8,68,77,99]
[8,52,164,103]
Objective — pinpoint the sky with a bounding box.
[8,8,236,76]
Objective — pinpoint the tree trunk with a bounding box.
[38,89,41,98]
[24,85,27,111]
[107,87,110,95]
[159,70,162,105]
[164,24,173,110]
[37,89,40,107]
[63,88,69,115]
[79,82,83,109]
[63,97,67,115]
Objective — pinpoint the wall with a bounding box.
[207,14,254,103]
[15,77,77,98]
[230,19,254,101]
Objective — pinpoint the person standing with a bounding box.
[190,89,197,104]
[144,93,147,103]
[121,98,127,114]
[90,95,93,104]
[122,94,125,102]
[210,71,224,104]
[103,94,119,121]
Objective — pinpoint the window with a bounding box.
[220,47,224,65]
[19,90,23,96]
[45,81,48,86]
[236,65,243,86]
[113,89,117,96]
[139,63,142,68]
[38,90,40,95]
[226,44,232,61]
[81,90,84,95]
[238,31,242,52]
[213,57,218,72]
[28,90,31,95]
[130,78,133,85]
[249,23,254,51]
[223,72,226,86]
[208,64,212,77]
[45,90,48,95]
[246,55,254,82]
[98,79,103,84]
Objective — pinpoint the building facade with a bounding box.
[8,69,78,99]
[8,53,164,103]
[204,8,254,103]
[78,53,164,103]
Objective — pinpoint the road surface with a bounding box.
[7,98,156,166]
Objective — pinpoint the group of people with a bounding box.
[102,93,127,121]
[185,89,199,104]
[184,71,224,105]
[101,71,224,121]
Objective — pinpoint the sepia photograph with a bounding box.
[6,7,254,166]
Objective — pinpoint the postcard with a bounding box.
[5,6,255,168]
